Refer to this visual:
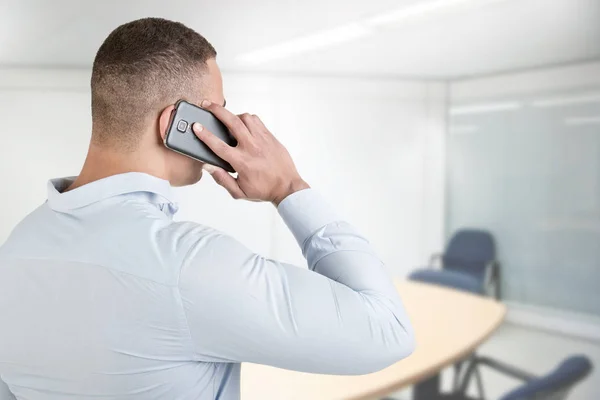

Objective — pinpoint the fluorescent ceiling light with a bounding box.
[366,0,505,27]
[564,116,600,126]
[450,125,479,134]
[450,102,522,116]
[236,0,505,65]
[236,23,370,65]
[532,93,600,108]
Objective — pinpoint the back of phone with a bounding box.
[164,100,237,172]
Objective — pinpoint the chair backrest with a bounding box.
[499,355,593,400]
[443,229,495,282]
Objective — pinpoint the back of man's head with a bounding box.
[91,18,216,151]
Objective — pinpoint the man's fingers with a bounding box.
[192,123,235,161]
[251,114,268,131]
[200,100,250,141]
[238,113,261,133]
[203,165,246,200]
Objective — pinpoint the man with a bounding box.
[0,18,414,399]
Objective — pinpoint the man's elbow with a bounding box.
[356,323,416,375]
[381,324,416,369]
[391,324,416,362]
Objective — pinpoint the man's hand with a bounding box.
[192,100,309,206]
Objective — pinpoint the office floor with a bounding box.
[391,322,600,400]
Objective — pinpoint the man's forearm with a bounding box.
[278,188,407,300]
[278,188,414,369]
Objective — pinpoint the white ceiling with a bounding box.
[0,0,598,80]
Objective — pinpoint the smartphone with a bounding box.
[164,100,237,172]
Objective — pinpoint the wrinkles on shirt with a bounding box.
[0,179,414,398]
[304,221,379,270]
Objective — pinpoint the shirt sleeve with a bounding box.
[0,377,15,400]
[177,189,415,375]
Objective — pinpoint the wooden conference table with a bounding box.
[241,280,506,400]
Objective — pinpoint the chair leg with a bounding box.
[453,361,464,391]
[413,373,442,400]
[473,364,486,400]
[456,355,478,395]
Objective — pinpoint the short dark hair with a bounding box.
[91,18,216,150]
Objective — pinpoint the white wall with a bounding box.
[0,68,446,278]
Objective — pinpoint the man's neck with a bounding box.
[66,144,168,192]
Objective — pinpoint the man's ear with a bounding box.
[158,105,176,141]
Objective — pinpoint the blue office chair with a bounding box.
[409,229,500,298]
[445,354,593,400]
[407,230,500,399]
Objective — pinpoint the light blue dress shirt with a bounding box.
[0,172,414,399]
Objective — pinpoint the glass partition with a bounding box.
[447,87,600,316]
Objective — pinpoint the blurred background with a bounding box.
[0,0,599,398]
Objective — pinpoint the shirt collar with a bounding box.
[47,172,178,214]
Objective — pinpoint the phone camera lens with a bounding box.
[177,120,188,133]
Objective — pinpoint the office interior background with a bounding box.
[0,0,599,398]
